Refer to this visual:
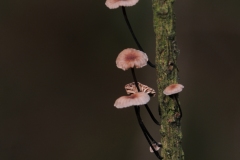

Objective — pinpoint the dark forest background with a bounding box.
[0,0,240,160]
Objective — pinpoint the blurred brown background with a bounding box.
[0,0,240,160]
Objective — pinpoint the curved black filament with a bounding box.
[173,95,182,120]
[144,104,160,125]
[136,107,160,144]
[131,68,159,125]
[130,68,140,91]
[131,68,161,158]
[135,106,163,159]
[122,7,156,68]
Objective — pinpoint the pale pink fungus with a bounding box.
[116,48,148,70]
[114,92,150,109]
[105,0,139,9]
[149,142,162,153]
[163,84,184,95]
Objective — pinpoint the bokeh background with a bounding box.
[0,0,240,160]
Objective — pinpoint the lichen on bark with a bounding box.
[152,0,184,159]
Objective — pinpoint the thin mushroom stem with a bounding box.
[158,104,161,116]
[131,68,160,125]
[130,68,140,91]
[173,94,182,120]
[121,7,143,51]
[144,104,160,125]
[130,58,161,158]
[121,6,156,68]
[136,106,161,146]
[134,106,163,159]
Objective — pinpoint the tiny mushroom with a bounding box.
[163,84,184,119]
[149,142,162,153]
[114,92,150,109]
[125,82,156,97]
[116,48,148,70]
[105,0,139,9]
[163,84,184,95]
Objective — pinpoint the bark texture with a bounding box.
[152,0,184,159]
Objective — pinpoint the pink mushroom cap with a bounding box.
[114,92,150,109]
[105,0,139,9]
[149,142,162,153]
[163,84,184,95]
[116,48,148,70]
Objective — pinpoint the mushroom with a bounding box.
[114,89,161,158]
[114,92,150,109]
[116,48,148,70]
[149,142,162,153]
[125,82,156,97]
[105,0,139,9]
[163,84,184,96]
[163,84,184,119]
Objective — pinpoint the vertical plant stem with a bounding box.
[152,0,184,159]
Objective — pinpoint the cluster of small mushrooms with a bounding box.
[105,0,184,159]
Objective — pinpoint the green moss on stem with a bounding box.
[152,0,184,159]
